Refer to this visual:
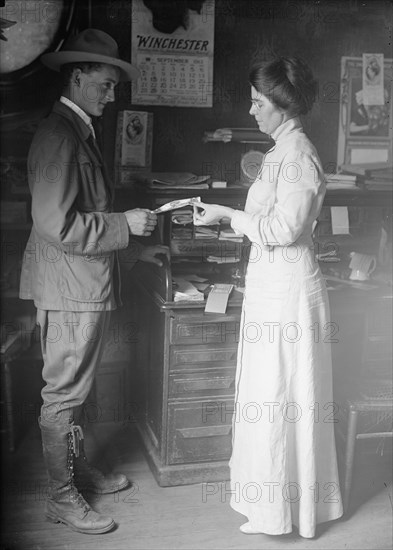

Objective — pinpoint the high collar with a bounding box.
[52,100,92,142]
[60,96,94,129]
[270,116,303,143]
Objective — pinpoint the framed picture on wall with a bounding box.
[337,56,392,171]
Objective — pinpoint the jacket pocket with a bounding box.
[60,253,112,302]
[77,158,110,212]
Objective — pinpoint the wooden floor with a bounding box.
[1,422,392,550]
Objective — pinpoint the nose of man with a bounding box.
[105,88,115,103]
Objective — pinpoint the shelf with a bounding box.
[124,183,392,207]
[324,187,392,207]
[202,128,272,144]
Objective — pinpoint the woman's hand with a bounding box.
[193,202,234,226]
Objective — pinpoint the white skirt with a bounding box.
[229,243,343,538]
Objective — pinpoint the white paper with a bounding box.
[206,256,239,263]
[350,148,389,164]
[205,284,233,313]
[331,206,350,235]
[172,277,204,302]
[153,197,201,213]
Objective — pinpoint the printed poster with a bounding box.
[362,53,384,105]
[131,0,215,107]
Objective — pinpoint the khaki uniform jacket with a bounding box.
[19,101,132,311]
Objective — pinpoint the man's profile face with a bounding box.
[76,64,120,117]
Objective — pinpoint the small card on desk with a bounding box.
[205,284,234,314]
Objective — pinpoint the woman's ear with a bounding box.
[280,108,291,123]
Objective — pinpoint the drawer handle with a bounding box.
[174,350,238,363]
[178,425,232,439]
[175,377,235,391]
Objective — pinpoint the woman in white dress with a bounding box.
[194,57,343,538]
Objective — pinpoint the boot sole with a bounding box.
[46,513,115,534]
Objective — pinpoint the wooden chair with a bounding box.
[0,310,38,452]
[337,295,393,514]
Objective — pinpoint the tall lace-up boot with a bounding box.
[71,424,129,494]
[39,418,115,534]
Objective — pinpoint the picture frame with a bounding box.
[337,56,392,171]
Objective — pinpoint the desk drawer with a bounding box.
[167,398,234,464]
[170,344,238,371]
[170,313,240,345]
[169,367,236,398]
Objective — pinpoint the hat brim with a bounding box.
[41,51,140,81]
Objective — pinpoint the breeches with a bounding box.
[36,309,111,425]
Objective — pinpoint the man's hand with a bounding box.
[124,209,157,236]
[139,245,170,266]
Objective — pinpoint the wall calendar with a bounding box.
[131,0,215,108]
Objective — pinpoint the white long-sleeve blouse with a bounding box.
[231,117,326,248]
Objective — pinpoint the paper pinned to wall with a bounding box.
[131,0,215,107]
[350,148,388,164]
[331,206,350,235]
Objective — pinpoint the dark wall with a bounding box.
[2,0,391,182]
[92,0,392,183]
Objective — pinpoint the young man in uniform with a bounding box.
[20,28,168,534]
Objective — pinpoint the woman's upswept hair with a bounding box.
[249,57,318,116]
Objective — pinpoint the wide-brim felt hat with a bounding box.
[41,28,140,81]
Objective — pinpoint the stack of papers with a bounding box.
[365,166,392,180]
[202,128,272,144]
[325,173,359,190]
[144,172,210,189]
[171,209,193,225]
[183,274,210,292]
[172,276,205,302]
[315,249,340,263]
[171,208,193,239]
[194,226,219,239]
[206,256,239,263]
[172,227,193,239]
[364,166,393,189]
[219,227,244,242]
[340,162,390,176]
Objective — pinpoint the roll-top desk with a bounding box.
[120,186,392,486]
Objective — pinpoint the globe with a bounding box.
[0,0,65,74]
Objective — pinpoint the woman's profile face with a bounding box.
[127,123,137,139]
[249,86,286,135]
[366,59,380,81]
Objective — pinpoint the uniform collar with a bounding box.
[60,96,94,132]
[270,116,303,143]
[52,99,92,142]
[52,100,104,172]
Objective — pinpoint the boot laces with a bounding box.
[69,485,91,514]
